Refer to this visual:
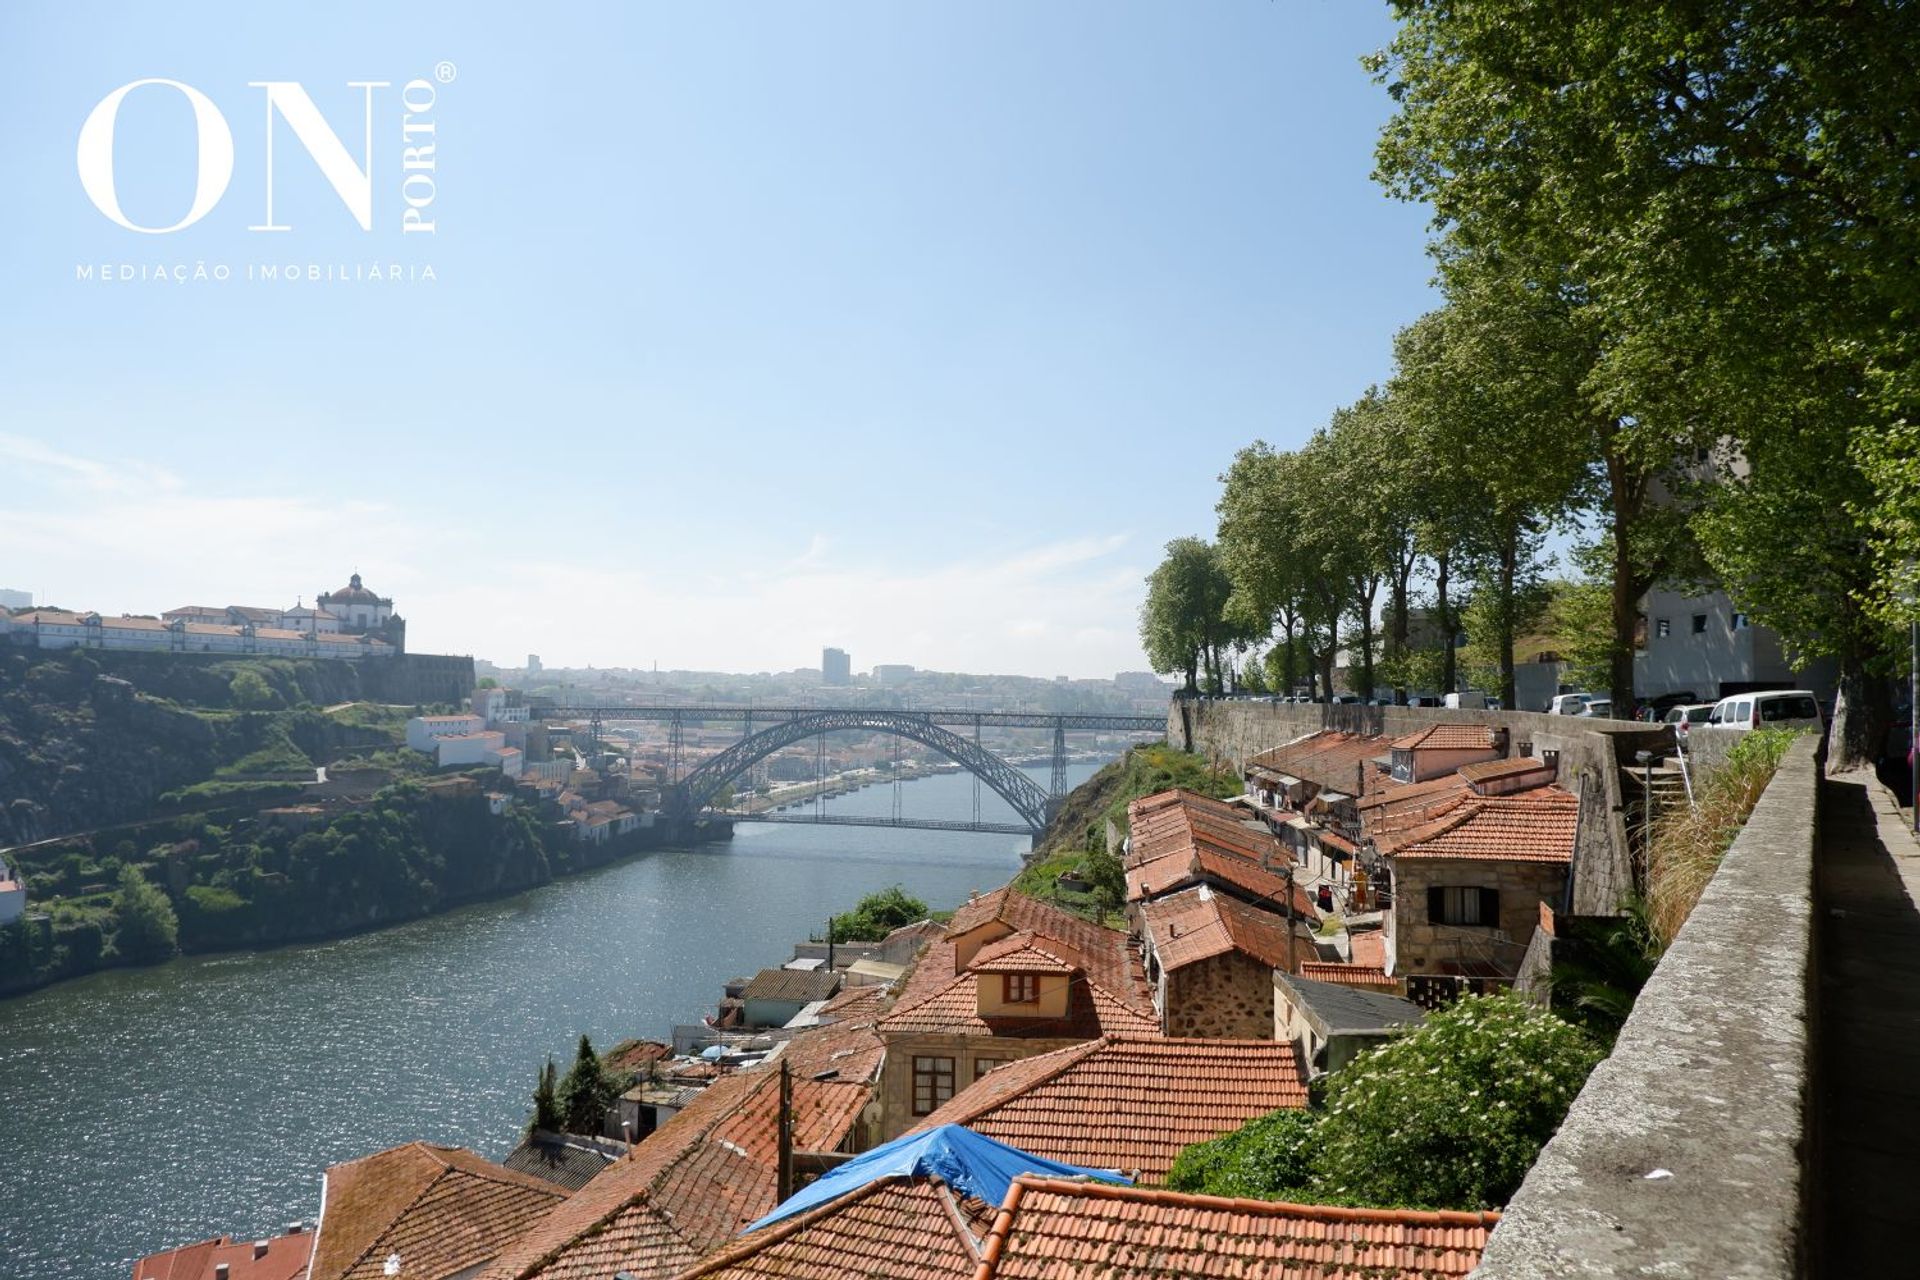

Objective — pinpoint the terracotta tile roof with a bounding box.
[1245,732,1390,795]
[1390,788,1580,864]
[877,968,1157,1039]
[1142,886,1316,974]
[740,968,840,1004]
[1126,789,1280,868]
[1389,723,1498,752]
[1457,755,1552,785]
[132,1233,314,1280]
[482,1066,873,1280]
[969,931,1080,974]
[603,1039,674,1075]
[1125,845,1311,916]
[983,1177,1498,1279]
[937,887,1149,1014]
[502,1133,618,1193]
[310,1143,568,1280]
[1355,771,1472,813]
[675,1175,994,1280]
[910,1035,1307,1183]
[777,999,887,1085]
[1298,961,1399,991]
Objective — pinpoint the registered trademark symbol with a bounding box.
[434,61,458,83]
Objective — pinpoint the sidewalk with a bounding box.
[1815,768,1920,1274]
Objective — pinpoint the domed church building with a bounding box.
[316,573,407,652]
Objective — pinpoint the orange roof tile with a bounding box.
[983,1177,1498,1279]
[1349,931,1387,969]
[1389,723,1498,752]
[778,989,887,1085]
[1457,756,1555,786]
[310,1143,568,1280]
[932,887,1150,1016]
[132,1233,314,1280]
[910,1035,1307,1183]
[1298,961,1399,991]
[481,1065,874,1280]
[1390,789,1579,864]
[1246,732,1391,794]
[877,969,1158,1039]
[674,1176,993,1279]
[969,932,1079,975]
[1142,886,1317,974]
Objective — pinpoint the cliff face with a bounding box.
[0,648,469,847]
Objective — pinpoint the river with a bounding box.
[0,761,1102,1280]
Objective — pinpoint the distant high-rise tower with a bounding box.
[822,647,851,686]
[527,653,542,674]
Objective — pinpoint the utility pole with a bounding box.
[777,1059,794,1204]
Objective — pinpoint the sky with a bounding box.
[0,1,1437,678]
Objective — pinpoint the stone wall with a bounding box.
[1170,700,1664,917]
[1389,858,1568,977]
[1474,733,1822,1278]
[1166,950,1275,1039]
[875,1031,1081,1140]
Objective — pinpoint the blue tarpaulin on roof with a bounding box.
[742,1124,1129,1235]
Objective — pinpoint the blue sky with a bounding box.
[0,1,1435,677]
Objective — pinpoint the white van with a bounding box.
[1708,690,1824,731]
[1444,691,1487,709]
[1548,693,1596,716]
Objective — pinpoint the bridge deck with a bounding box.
[729,812,1034,836]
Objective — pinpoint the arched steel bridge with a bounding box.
[531,706,1166,836]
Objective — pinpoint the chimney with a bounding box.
[253,1242,270,1261]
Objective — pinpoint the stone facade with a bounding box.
[1386,856,1568,978]
[1164,950,1277,1039]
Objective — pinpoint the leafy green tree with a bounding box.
[1140,538,1235,693]
[1312,994,1601,1209]
[557,1034,616,1136]
[110,864,179,963]
[1166,994,1601,1211]
[834,885,931,941]
[228,669,278,710]
[1167,1107,1319,1201]
[1081,845,1125,918]
[1370,0,1917,762]
[530,1057,561,1133]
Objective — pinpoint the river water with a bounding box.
[0,762,1100,1280]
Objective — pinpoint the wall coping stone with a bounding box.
[1473,733,1820,1278]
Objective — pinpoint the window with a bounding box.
[1691,614,1709,634]
[912,1056,956,1115]
[1655,618,1672,638]
[1428,885,1500,927]
[1002,973,1039,1005]
[973,1058,1010,1082]
[1731,613,1750,630]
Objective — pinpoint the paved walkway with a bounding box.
[1815,769,1920,1274]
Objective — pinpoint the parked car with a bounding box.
[1662,703,1717,736]
[1577,698,1614,718]
[1549,693,1597,716]
[1406,694,1444,708]
[1708,690,1824,731]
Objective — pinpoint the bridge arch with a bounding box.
[671,710,1056,834]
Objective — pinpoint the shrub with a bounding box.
[1648,728,1805,945]
[110,864,180,964]
[1166,1107,1318,1200]
[831,885,931,942]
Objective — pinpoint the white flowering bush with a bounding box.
[1165,993,1602,1209]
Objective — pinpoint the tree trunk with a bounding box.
[1436,550,1456,694]
[1499,532,1519,708]
[1830,658,1892,774]
[1606,446,1646,714]
[1390,562,1412,705]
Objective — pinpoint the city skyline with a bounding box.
[0,2,1435,678]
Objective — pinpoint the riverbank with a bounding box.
[0,786,732,1000]
[0,762,1066,1280]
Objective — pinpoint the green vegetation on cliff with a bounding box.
[1015,742,1240,922]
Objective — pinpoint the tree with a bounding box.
[834,885,931,941]
[530,1057,561,1133]
[557,1034,616,1136]
[1165,994,1601,1211]
[1370,0,1918,764]
[228,669,278,710]
[1081,845,1125,919]
[1140,538,1235,693]
[111,864,179,963]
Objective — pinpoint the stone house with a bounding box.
[1140,884,1319,1038]
[1381,785,1578,979]
[1273,972,1426,1077]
